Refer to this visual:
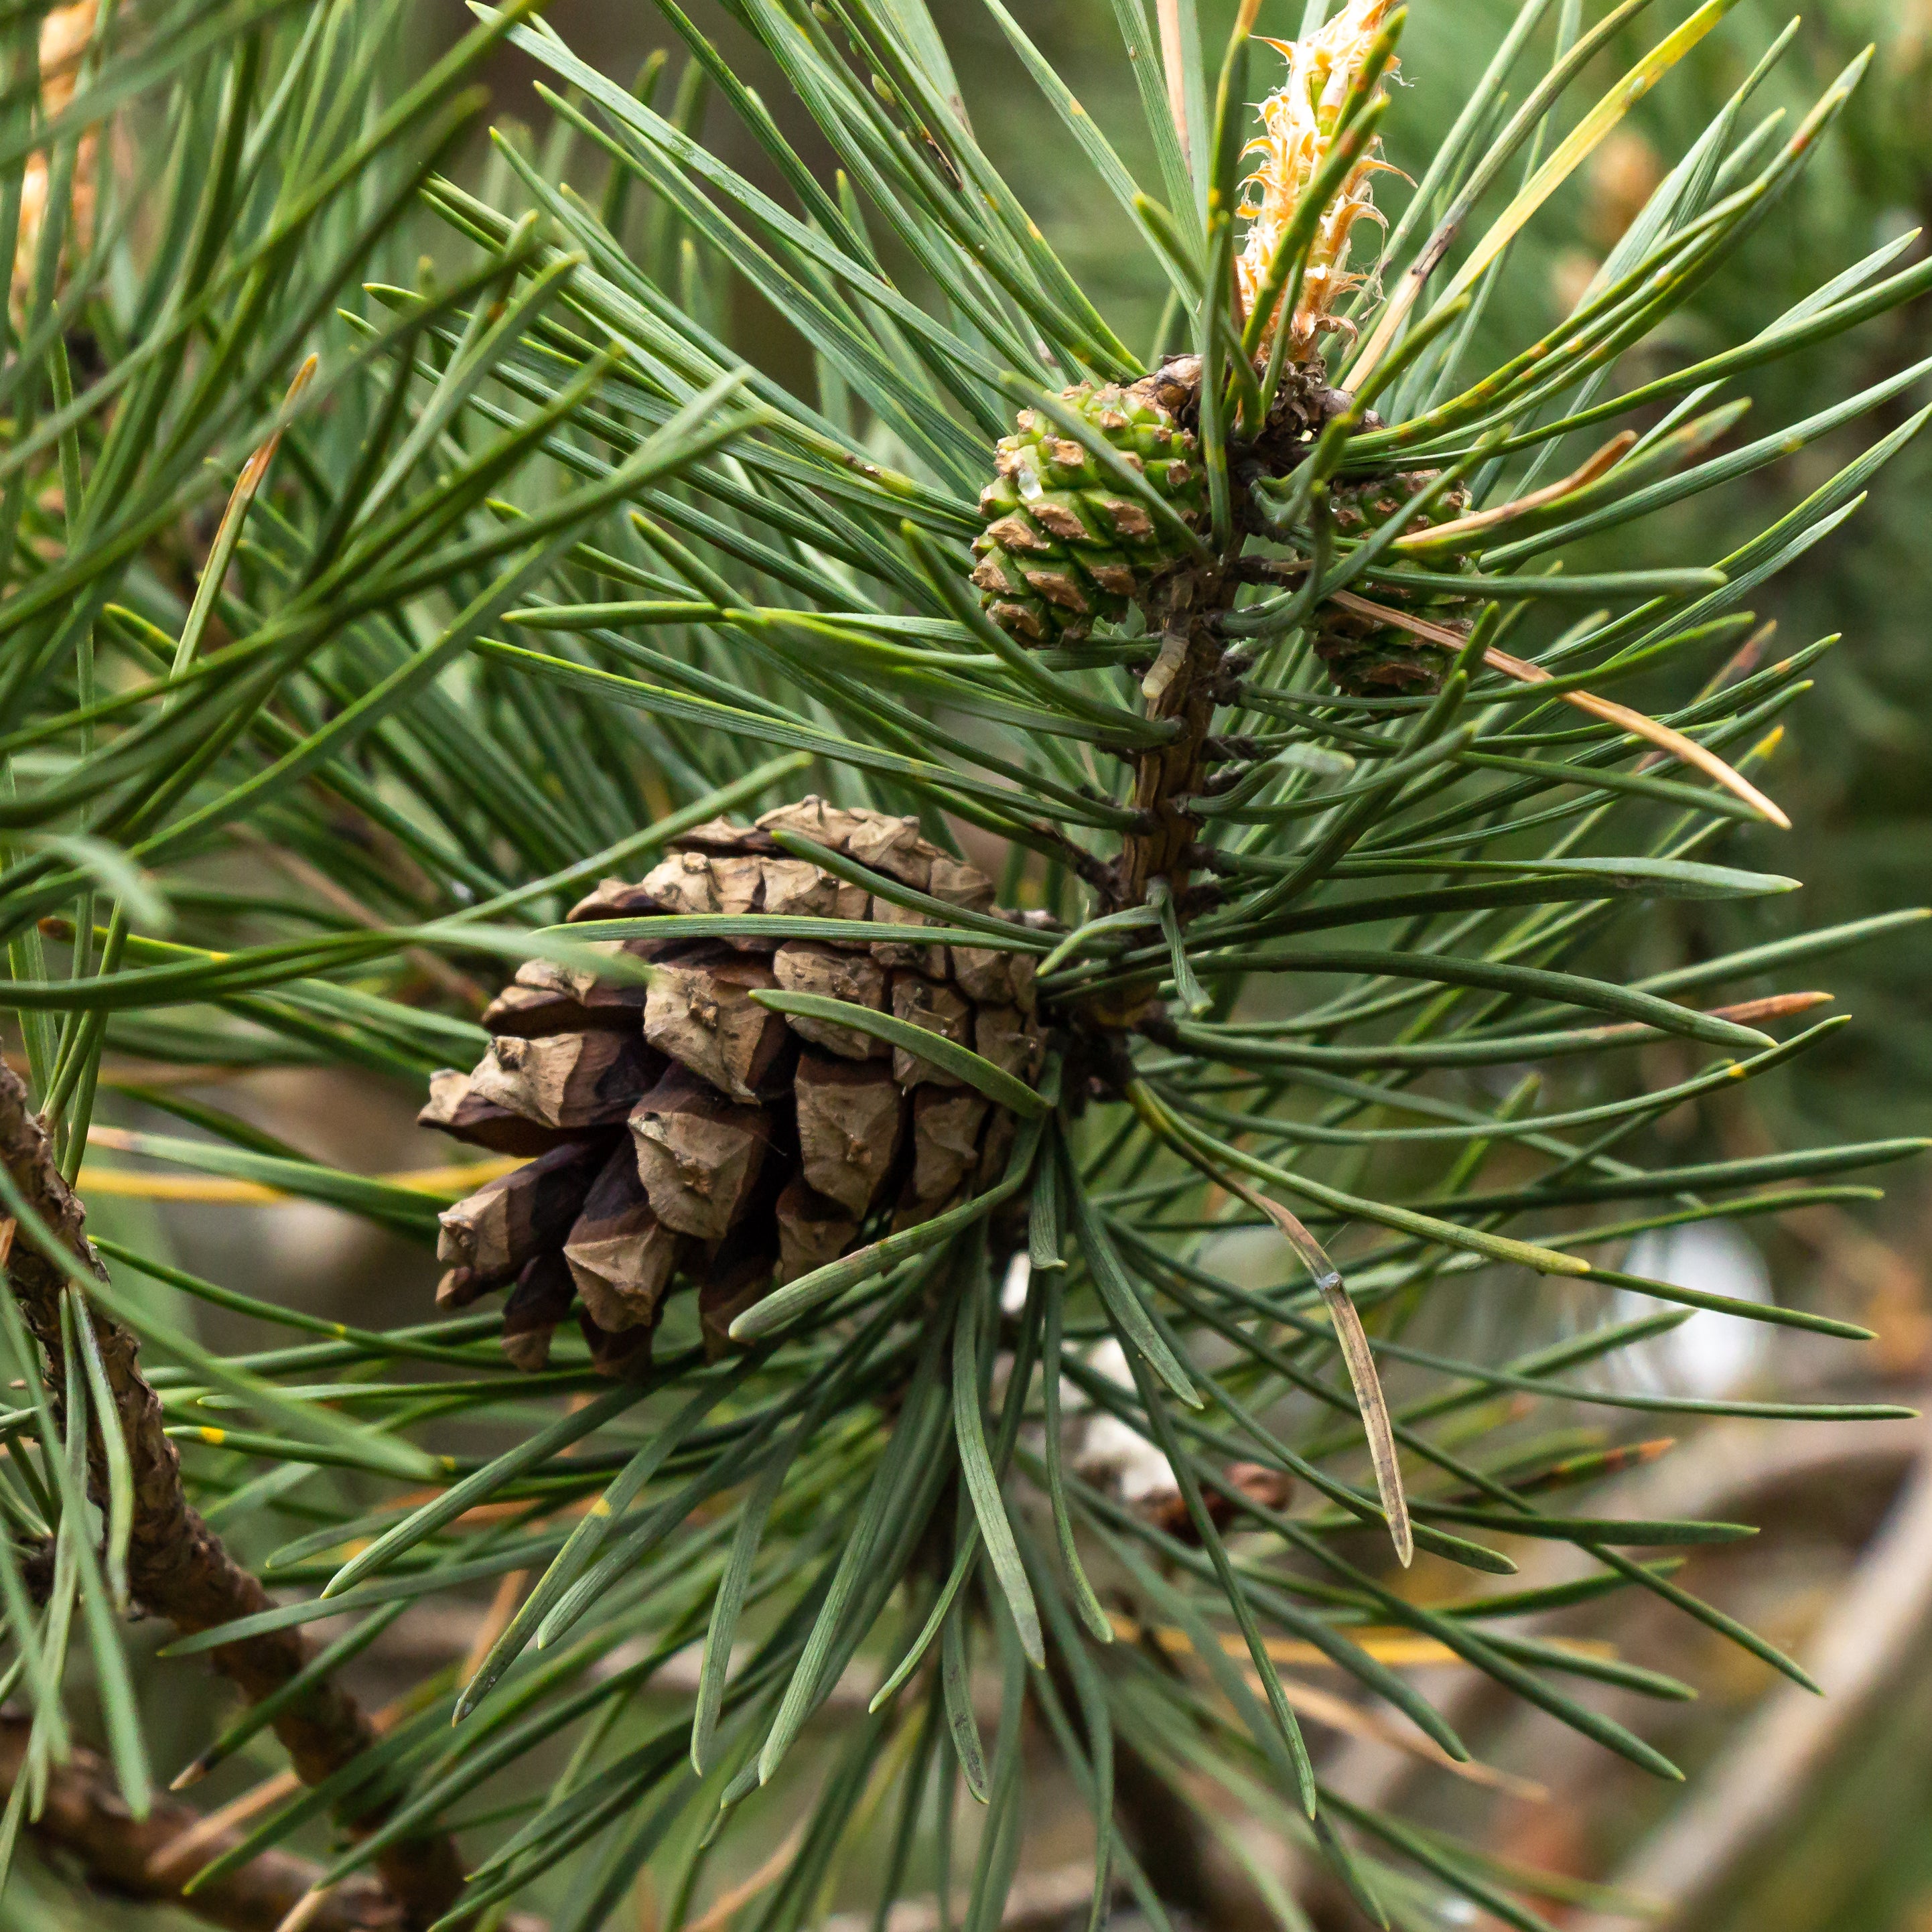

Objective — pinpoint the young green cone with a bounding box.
[973,376,1209,643]
[1314,467,1476,695]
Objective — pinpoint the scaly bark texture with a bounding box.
[1115,598,1227,913]
[1084,360,1354,1028]
[0,1718,401,1931]
[0,1062,468,1929]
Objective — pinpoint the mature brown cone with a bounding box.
[421,801,1048,1371]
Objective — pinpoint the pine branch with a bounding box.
[0,1063,468,1931]
[0,1716,401,1932]
[1,2,1924,1922]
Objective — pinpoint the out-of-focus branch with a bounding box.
[0,1063,468,1928]
[1576,1413,1932,1931]
[228,826,488,1011]
[823,1860,1119,1932]
[0,1717,400,1931]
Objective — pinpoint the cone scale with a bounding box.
[424,801,1046,1371]
[971,376,1209,644]
[1314,468,1474,695]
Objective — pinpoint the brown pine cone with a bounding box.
[1141,1462,1297,1543]
[421,801,1048,1374]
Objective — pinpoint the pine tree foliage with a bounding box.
[0,1,1927,1929]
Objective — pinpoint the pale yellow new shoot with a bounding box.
[1237,0,1397,357]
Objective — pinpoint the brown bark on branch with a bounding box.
[1117,600,1225,914]
[1094,356,1357,935]
[0,1717,400,1931]
[0,1063,468,1928]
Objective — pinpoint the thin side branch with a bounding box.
[0,1717,400,1932]
[0,1063,468,1929]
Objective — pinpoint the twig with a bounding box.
[0,1063,469,1928]
[0,1716,401,1932]
[1576,1414,1932,1931]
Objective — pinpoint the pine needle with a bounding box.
[1326,589,1793,827]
